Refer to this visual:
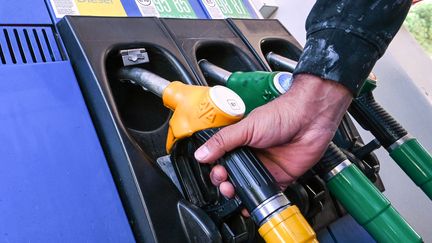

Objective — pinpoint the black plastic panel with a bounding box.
[57,16,221,243]
[161,18,265,85]
[227,19,302,69]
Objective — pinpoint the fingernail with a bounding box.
[195,145,210,161]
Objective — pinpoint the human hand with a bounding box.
[194,74,352,200]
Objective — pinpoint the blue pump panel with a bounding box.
[0,0,52,25]
[317,215,375,243]
[0,61,135,242]
[0,1,135,240]
[0,26,62,65]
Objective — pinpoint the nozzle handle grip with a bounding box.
[318,143,422,243]
[188,128,317,243]
[349,92,407,148]
[389,138,432,199]
[194,128,281,215]
[326,163,422,243]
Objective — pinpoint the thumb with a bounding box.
[194,120,250,163]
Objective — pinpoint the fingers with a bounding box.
[210,165,227,186]
[209,165,236,198]
[219,182,235,198]
[241,208,250,217]
[194,121,249,163]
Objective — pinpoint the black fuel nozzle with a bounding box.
[349,76,407,149]
[349,76,432,199]
[190,128,317,243]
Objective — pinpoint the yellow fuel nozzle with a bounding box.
[117,67,246,152]
[258,205,317,243]
[162,81,245,152]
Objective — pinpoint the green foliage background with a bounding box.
[404,2,432,57]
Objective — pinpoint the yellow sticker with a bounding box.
[74,0,126,16]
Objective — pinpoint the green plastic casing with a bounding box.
[227,72,281,114]
[389,138,432,199]
[327,164,422,243]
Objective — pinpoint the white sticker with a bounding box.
[49,0,80,18]
[200,0,224,19]
[135,0,160,17]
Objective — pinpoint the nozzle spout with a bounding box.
[266,52,298,73]
[118,67,170,97]
[198,59,232,85]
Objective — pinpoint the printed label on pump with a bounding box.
[200,0,251,18]
[214,0,251,18]
[135,0,160,17]
[136,0,197,18]
[209,86,245,117]
[199,0,225,19]
[49,0,126,18]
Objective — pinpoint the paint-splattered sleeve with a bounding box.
[293,0,411,95]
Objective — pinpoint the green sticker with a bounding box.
[153,0,197,18]
[214,0,251,18]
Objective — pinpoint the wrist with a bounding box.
[291,74,353,103]
[281,74,352,129]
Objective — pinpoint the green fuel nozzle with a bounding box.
[198,59,293,114]
[314,142,422,243]
[350,76,432,199]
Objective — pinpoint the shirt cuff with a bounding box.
[293,29,380,96]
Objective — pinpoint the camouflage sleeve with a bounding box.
[293,0,411,95]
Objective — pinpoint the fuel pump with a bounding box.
[117,63,317,243]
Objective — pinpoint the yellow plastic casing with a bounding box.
[258,205,318,243]
[162,81,243,153]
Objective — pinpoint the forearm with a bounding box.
[293,0,411,96]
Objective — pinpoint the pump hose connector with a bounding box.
[117,67,170,97]
[315,142,422,243]
[194,128,317,243]
[265,52,298,73]
[198,59,232,85]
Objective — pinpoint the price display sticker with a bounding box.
[136,0,197,18]
[49,0,127,18]
[199,0,224,19]
[214,0,251,18]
